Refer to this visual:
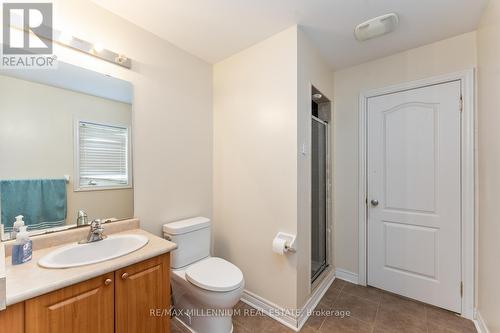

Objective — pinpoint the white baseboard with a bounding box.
[474,309,490,333]
[240,269,336,332]
[240,290,298,331]
[334,268,359,284]
[296,269,335,330]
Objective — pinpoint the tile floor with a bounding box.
[171,279,477,333]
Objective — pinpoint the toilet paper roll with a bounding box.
[272,237,287,255]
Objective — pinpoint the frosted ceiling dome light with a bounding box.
[354,13,399,41]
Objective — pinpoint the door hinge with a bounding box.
[460,95,463,112]
[365,197,368,205]
[460,281,463,298]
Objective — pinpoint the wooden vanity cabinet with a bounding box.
[115,254,170,333]
[25,273,115,333]
[2,253,170,333]
[0,301,24,333]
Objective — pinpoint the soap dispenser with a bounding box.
[12,226,32,265]
[11,215,25,239]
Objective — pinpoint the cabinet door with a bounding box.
[25,273,114,333]
[115,254,170,333]
[0,302,24,333]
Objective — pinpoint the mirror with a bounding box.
[0,62,133,241]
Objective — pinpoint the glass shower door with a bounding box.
[311,117,328,282]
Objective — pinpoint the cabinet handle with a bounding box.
[121,273,129,280]
[104,278,112,286]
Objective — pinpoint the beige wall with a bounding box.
[332,32,477,274]
[0,75,133,226]
[297,27,334,307]
[477,0,500,331]
[51,0,213,235]
[213,25,333,310]
[213,26,299,309]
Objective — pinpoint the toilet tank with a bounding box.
[163,217,211,269]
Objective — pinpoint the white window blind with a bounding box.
[78,121,130,189]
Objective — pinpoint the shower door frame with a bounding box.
[311,114,332,284]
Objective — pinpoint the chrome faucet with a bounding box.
[79,219,106,244]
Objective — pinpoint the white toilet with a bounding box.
[163,217,244,333]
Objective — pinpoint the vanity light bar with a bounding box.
[53,30,131,69]
[8,15,131,69]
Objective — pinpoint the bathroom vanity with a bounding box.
[0,61,179,331]
[0,220,176,333]
[1,254,169,333]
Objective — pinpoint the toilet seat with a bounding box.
[185,257,244,292]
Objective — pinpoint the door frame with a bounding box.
[357,69,475,319]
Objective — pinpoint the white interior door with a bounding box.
[367,80,462,313]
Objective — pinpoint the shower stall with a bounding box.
[311,88,331,283]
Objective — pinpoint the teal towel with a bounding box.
[0,179,67,232]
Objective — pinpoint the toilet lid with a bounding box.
[185,257,244,292]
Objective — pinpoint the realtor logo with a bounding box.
[1,2,56,68]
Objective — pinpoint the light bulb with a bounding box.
[93,43,104,53]
[59,31,73,44]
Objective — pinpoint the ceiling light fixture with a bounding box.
[354,13,399,42]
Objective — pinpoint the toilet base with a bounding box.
[175,316,234,333]
[171,264,243,333]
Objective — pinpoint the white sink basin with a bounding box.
[38,234,149,269]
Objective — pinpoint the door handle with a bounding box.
[121,272,129,280]
[370,199,379,206]
[104,278,112,286]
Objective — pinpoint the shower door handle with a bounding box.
[370,199,379,206]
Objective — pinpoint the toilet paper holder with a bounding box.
[274,232,296,253]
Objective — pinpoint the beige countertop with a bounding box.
[4,228,176,306]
